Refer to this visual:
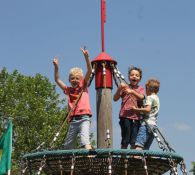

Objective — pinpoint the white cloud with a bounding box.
[174,122,191,131]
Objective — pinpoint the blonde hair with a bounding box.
[69,67,84,78]
[145,78,160,93]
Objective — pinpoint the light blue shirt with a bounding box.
[142,94,160,126]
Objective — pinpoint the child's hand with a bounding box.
[120,83,127,88]
[81,47,89,58]
[131,106,139,114]
[124,88,133,94]
[120,83,133,94]
[53,57,59,66]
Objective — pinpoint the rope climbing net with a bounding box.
[21,149,186,175]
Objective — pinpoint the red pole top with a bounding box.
[92,52,117,64]
[92,52,117,89]
[101,0,106,52]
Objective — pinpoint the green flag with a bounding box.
[0,120,12,175]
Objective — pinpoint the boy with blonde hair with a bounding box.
[53,47,92,149]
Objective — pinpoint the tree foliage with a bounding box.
[190,161,195,174]
[0,68,68,173]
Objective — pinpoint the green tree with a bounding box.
[0,68,68,173]
[190,162,195,174]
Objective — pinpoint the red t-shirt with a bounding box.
[64,80,92,118]
[119,85,144,120]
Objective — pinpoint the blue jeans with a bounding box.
[64,115,91,149]
[119,118,140,147]
[135,124,155,150]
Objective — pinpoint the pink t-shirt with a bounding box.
[119,85,144,120]
[64,80,92,118]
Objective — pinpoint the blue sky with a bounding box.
[1,0,195,173]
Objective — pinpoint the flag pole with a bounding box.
[101,0,106,52]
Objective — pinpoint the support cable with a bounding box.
[70,154,75,175]
[168,155,178,175]
[143,119,175,152]
[36,155,47,175]
[142,154,149,175]
[59,160,63,175]
[108,153,112,175]
[179,160,188,175]
[124,158,128,175]
[102,62,107,88]
[21,158,28,175]
[88,64,96,87]
[105,129,111,148]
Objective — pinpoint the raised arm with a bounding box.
[53,57,66,90]
[80,47,92,85]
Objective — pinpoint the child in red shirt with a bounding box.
[113,66,145,149]
[53,48,92,149]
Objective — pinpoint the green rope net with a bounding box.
[21,149,184,175]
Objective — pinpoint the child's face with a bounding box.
[69,73,82,88]
[146,87,151,96]
[128,70,141,86]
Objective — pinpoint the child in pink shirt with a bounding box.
[113,66,145,149]
[53,47,92,149]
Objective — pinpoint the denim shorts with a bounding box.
[135,124,155,150]
[119,118,140,147]
[63,115,91,149]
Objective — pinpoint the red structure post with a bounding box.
[92,0,117,148]
[93,52,116,89]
